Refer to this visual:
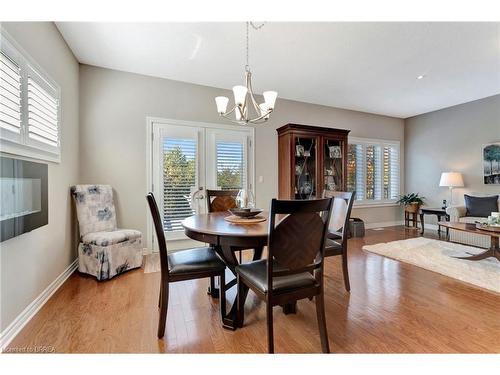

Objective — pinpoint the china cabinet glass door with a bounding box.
[294,136,318,199]
[323,138,344,194]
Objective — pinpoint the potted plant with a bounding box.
[397,193,425,213]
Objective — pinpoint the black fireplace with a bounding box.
[0,156,48,242]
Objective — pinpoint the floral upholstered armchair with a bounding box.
[71,185,143,280]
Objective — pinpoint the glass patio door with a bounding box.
[151,120,254,246]
[152,124,204,240]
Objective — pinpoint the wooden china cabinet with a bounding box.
[277,124,350,200]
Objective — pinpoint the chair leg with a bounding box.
[266,302,274,353]
[219,271,226,324]
[315,292,330,353]
[158,283,169,338]
[236,274,245,328]
[158,286,162,308]
[208,276,219,298]
[342,250,351,292]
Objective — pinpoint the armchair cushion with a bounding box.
[82,229,142,246]
[464,194,499,217]
[71,185,117,237]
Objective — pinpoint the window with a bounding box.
[0,31,61,162]
[216,140,245,190]
[162,137,197,232]
[347,137,400,205]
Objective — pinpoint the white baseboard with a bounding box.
[365,220,404,229]
[0,258,78,351]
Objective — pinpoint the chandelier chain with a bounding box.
[245,22,266,72]
[245,22,249,71]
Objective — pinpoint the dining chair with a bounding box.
[205,189,242,294]
[206,189,239,212]
[146,192,227,338]
[235,198,333,353]
[322,191,355,292]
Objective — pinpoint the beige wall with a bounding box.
[0,23,80,332]
[79,65,405,243]
[405,94,500,225]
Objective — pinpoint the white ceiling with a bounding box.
[56,22,500,118]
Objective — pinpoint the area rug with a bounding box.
[143,253,161,274]
[362,237,500,293]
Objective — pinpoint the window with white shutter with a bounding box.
[0,30,61,162]
[162,137,197,232]
[27,69,59,149]
[0,51,22,137]
[216,140,245,190]
[347,137,400,205]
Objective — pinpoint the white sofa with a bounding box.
[446,196,500,249]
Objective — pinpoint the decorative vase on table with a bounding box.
[236,189,255,209]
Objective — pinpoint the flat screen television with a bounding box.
[0,156,48,242]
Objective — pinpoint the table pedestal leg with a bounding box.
[219,245,264,330]
[454,237,500,262]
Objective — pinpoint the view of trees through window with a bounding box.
[162,139,246,232]
[216,141,245,190]
[163,140,196,232]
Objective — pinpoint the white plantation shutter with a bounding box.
[162,137,197,232]
[0,31,61,162]
[348,138,400,204]
[216,140,246,189]
[27,70,59,148]
[384,145,400,200]
[0,51,22,136]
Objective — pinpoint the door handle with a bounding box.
[191,187,205,201]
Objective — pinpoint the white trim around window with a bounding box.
[0,28,61,163]
[348,136,401,208]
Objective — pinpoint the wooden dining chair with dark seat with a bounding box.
[206,189,239,213]
[322,191,355,292]
[205,189,241,295]
[235,198,333,353]
[146,192,227,338]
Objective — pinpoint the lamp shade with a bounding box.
[439,172,464,187]
[215,96,229,114]
[263,91,278,109]
[232,85,248,106]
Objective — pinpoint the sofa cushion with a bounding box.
[82,229,142,246]
[464,195,499,217]
[458,216,488,224]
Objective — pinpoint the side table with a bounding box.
[420,207,450,236]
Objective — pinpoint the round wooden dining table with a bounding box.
[182,211,269,329]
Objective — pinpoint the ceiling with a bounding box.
[56,22,500,118]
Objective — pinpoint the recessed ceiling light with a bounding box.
[417,75,425,80]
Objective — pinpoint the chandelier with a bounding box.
[215,22,277,125]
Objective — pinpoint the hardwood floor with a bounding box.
[6,226,500,353]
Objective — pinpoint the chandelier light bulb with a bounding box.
[263,91,278,110]
[233,85,248,106]
[215,96,229,114]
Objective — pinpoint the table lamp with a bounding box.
[439,172,464,206]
